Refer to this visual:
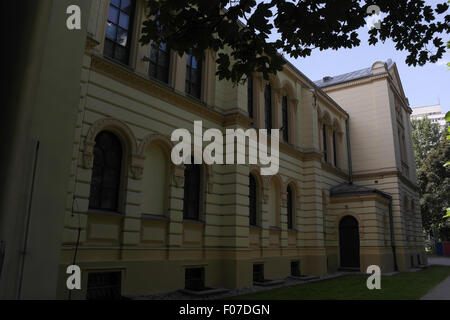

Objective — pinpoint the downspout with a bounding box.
[17,140,40,299]
[388,199,399,271]
[345,118,353,184]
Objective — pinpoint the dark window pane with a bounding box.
[264,84,272,134]
[149,43,170,83]
[185,268,205,291]
[185,53,202,98]
[287,186,293,229]
[323,124,327,162]
[103,40,114,58]
[183,160,201,220]
[114,45,127,64]
[282,96,289,142]
[249,174,257,226]
[87,272,121,300]
[89,131,122,211]
[247,77,253,119]
[333,131,337,166]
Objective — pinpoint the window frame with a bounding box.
[282,95,289,142]
[287,185,294,230]
[249,173,258,227]
[264,84,272,135]
[183,161,202,221]
[148,42,171,84]
[247,77,254,119]
[322,124,328,162]
[88,131,124,213]
[185,53,203,99]
[103,0,137,65]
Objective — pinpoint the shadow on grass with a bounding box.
[233,266,450,300]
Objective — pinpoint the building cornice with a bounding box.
[89,54,329,165]
[353,170,418,192]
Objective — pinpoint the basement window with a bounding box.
[253,264,264,283]
[291,261,301,277]
[86,271,122,300]
[185,267,205,291]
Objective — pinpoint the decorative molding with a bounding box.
[85,36,100,51]
[321,73,389,93]
[137,133,174,158]
[90,55,224,125]
[83,117,138,171]
[173,165,185,187]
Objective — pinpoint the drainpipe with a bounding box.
[345,118,353,184]
[17,140,40,299]
[389,200,399,271]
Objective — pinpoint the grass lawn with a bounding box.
[233,266,450,300]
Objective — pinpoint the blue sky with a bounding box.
[286,30,450,113]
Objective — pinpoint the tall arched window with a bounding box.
[183,160,201,220]
[322,124,328,162]
[149,42,170,83]
[287,185,294,229]
[247,77,254,119]
[104,0,136,65]
[264,84,272,134]
[282,96,289,142]
[89,131,123,211]
[185,53,202,99]
[269,179,280,227]
[249,174,257,226]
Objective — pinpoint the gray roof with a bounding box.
[314,59,394,88]
[330,182,392,199]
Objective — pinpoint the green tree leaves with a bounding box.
[140,0,450,84]
[414,119,450,232]
[411,117,442,169]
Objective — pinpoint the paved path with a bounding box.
[420,256,450,300]
[421,276,450,300]
[428,256,450,266]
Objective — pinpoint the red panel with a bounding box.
[443,242,450,256]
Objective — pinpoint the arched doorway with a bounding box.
[339,215,360,269]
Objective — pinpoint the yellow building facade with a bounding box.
[1,1,425,299]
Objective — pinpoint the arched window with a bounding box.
[269,179,280,227]
[249,173,257,226]
[287,185,294,229]
[264,84,272,134]
[149,42,170,83]
[89,131,123,211]
[322,124,328,162]
[282,96,289,142]
[141,144,167,215]
[183,160,201,220]
[185,53,202,99]
[247,77,254,119]
[104,0,136,65]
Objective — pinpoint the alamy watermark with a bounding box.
[365,5,382,30]
[171,121,279,175]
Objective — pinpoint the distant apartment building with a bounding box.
[411,104,448,128]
